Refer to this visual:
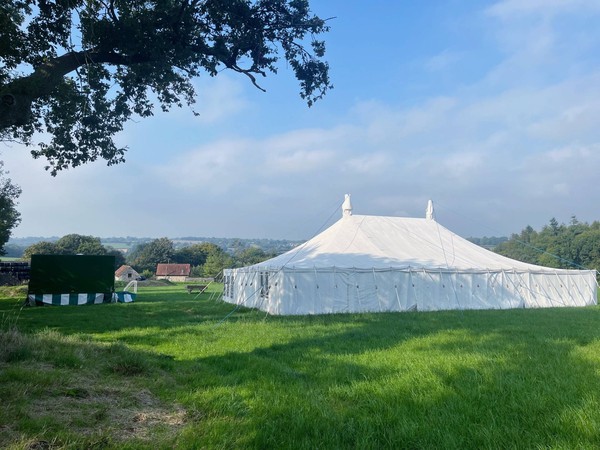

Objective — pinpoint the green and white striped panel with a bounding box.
[28,293,110,306]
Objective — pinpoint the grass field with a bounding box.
[2,284,600,449]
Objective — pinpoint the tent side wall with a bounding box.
[223,267,597,315]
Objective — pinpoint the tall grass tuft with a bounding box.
[0,325,31,362]
[107,342,150,376]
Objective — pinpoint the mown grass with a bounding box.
[2,284,600,449]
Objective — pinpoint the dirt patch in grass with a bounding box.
[0,328,189,448]
[27,382,187,442]
[123,390,187,438]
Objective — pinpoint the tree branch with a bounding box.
[0,50,152,130]
[226,63,267,92]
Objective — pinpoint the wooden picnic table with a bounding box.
[186,284,207,294]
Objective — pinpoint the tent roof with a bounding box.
[254,214,561,272]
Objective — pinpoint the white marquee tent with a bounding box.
[223,196,597,315]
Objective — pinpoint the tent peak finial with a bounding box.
[342,194,352,217]
[426,199,435,221]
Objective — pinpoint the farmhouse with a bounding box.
[114,264,141,282]
[156,263,191,282]
[224,196,598,315]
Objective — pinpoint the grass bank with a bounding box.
[2,284,600,448]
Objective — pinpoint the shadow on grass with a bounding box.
[4,285,600,448]
[174,307,600,449]
[0,285,238,335]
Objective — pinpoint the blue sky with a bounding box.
[3,0,600,240]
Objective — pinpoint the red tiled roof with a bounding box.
[155,263,191,276]
[115,265,132,277]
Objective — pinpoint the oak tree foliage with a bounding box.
[495,217,600,271]
[0,0,331,174]
[0,162,21,254]
[173,242,220,266]
[23,233,126,267]
[127,237,175,272]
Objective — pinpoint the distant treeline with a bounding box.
[6,236,302,258]
[125,238,279,277]
[466,236,508,248]
[10,235,294,278]
[495,217,600,271]
[8,219,600,273]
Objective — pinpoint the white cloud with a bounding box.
[425,50,464,72]
[481,0,600,94]
[527,100,600,141]
[342,153,389,175]
[265,149,336,173]
[192,75,250,124]
[513,144,600,205]
[3,4,600,240]
[6,60,600,239]
[0,145,141,236]
[260,128,345,173]
[355,97,458,144]
[150,138,254,193]
[428,152,484,180]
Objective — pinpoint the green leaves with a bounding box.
[0,162,21,255]
[495,217,600,271]
[129,238,176,272]
[1,0,332,174]
[22,234,126,268]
